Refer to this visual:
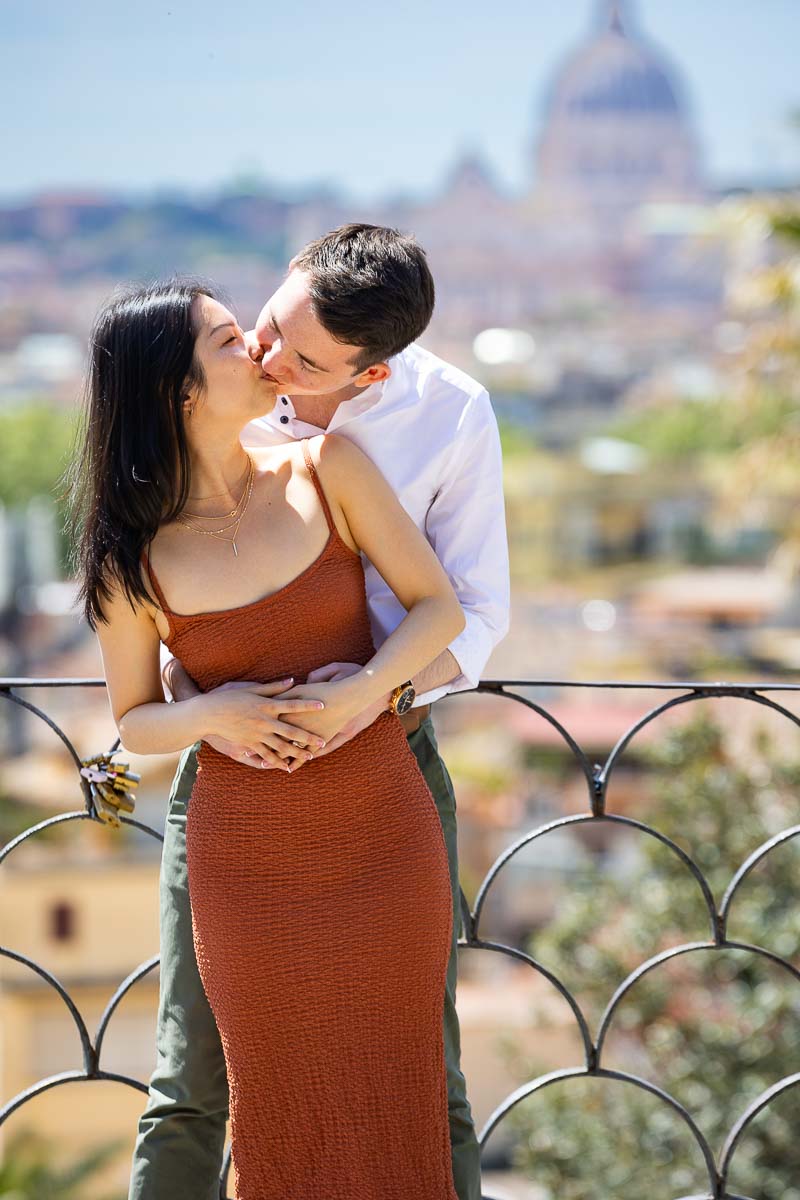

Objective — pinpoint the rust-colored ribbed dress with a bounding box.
[148,441,458,1200]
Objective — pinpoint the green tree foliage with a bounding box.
[505,715,800,1199]
[0,1129,125,1200]
[611,388,796,465]
[0,404,76,508]
[609,194,800,546]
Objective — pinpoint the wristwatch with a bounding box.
[389,680,416,716]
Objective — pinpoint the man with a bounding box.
[129,223,509,1200]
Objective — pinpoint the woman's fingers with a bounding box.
[266,719,326,748]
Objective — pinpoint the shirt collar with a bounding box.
[329,378,384,425]
[272,370,390,432]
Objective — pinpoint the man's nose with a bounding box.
[260,342,285,372]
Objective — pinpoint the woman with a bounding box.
[72,279,464,1199]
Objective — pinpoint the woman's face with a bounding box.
[187,294,276,433]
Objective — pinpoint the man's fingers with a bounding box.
[264,737,299,760]
[268,721,326,748]
[313,732,346,759]
[275,696,326,710]
[251,678,296,696]
[305,665,340,683]
[263,733,317,760]
[238,751,268,770]
[268,705,326,734]
[255,746,291,770]
[261,741,313,770]
[306,662,360,684]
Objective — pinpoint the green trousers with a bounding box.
[128,715,482,1200]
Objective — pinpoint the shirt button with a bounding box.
[280,415,289,424]
[281,397,288,405]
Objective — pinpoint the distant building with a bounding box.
[414,0,723,334]
[534,0,704,223]
[0,1,751,388]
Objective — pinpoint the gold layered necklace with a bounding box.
[184,458,251,508]
[175,455,256,557]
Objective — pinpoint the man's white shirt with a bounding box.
[243,343,510,708]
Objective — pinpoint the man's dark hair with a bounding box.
[291,223,435,372]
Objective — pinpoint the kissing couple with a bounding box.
[71,223,509,1199]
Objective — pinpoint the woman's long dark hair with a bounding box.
[69,278,221,628]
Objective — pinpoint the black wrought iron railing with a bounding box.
[1,677,798,1200]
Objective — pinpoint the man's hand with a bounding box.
[303,662,391,759]
[162,657,200,704]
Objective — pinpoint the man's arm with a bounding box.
[414,386,510,703]
[305,647,461,756]
[413,648,461,696]
[309,391,509,756]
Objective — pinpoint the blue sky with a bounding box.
[2,0,798,202]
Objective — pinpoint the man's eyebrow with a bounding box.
[267,309,326,371]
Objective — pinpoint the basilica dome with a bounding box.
[533,1,703,216]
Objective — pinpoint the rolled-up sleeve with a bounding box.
[415,389,510,705]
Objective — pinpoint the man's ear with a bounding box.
[353,362,392,388]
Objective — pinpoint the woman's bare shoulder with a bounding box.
[309,433,373,476]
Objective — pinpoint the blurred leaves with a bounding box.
[506,714,800,1199]
[0,1129,125,1200]
[0,404,76,509]
[610,192,800,564]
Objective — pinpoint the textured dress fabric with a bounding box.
[146,441,458,1200]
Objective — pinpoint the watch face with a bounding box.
[395,687,416,715]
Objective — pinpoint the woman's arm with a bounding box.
[278,435,466,734]
[94,580,326,763]
[323,436,466,702]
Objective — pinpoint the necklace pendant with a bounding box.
[232,541,238,557]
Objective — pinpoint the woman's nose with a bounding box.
[244,330,262,362]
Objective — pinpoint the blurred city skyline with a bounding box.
[2,0,799,204]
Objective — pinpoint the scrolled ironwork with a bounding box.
[0,677,797,1200]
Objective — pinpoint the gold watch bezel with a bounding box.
[389,680,416,715]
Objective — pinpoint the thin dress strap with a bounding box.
[141,549,172,617]
[301,438,336,534]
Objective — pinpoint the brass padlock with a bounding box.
[80,753,142,825]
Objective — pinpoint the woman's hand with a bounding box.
[304,661,392,760]
[275,676,369,747]
[202,679,328,773]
